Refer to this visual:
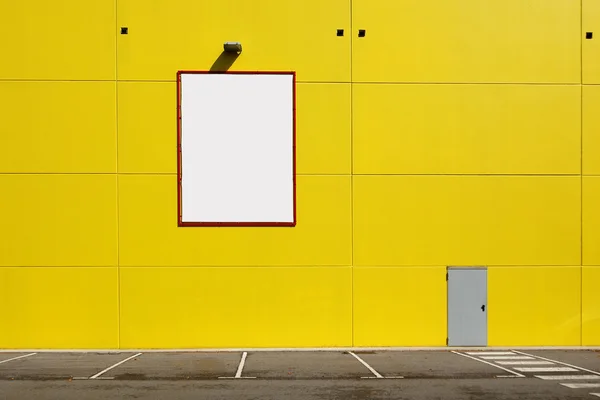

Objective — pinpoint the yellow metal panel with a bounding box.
[353,84,581,174]
[353,176,581,266]
[354,267,446,346]
[583,177,600,265]
[488,267,581,346]
[296,84,351,174]
[582,266,600,345]
[583,0,600,83]
[0,0,115,80]
[0,175,118,267]
[0,82,116,173]
[120,267,351,348]
[352,0,580,83]
[0,267,118,349]
[117,82,175,174]
[118,175,351,266]
[118,82,351,174]
[583,86,600,175]
[117,0,350,81]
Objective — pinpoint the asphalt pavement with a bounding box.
[0,349,599,399]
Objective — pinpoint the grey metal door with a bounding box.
[447,267,487,346]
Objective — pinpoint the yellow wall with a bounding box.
[0,0,595,348]
[0,268,118,349]
[120,267,352,348]
[352,0,580,83]
[488,267,581,346]
[354,267,447,346]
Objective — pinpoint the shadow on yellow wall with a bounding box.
[210,52,239,72]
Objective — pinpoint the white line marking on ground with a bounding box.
[497,375,522,378]
[74,376,113,380]
[89,353,142,379]
[218,377,257,379]
[560,383,600,389]
[513,350,600,377]
[497,361,554,365]
[235,352,248,378]
[590,393,600,397]
[515,367,579,372]
[0,353,36,365]
[535,375,600,381]
[217,352,257,379]
[451,351,525,378]
[481,356,534,360]
[465,352,516,356]
[349,352,383,378]
[361,376,404,379]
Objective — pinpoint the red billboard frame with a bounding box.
[176,70,297,227]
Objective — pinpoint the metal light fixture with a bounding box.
[223,42,242,54]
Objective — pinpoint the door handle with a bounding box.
[481,305,486,312]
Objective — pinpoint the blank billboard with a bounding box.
[177,71,296,226]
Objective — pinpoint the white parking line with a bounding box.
[535,375,600,381]
[497,361,554,366]
[89,353,142,379]
[218,376,257,379]
[515,367,579,373]
[512,350,600,377]
[349,352,383,379]
[590,393,600,398]
[451,351,524,378]
[0,353,36,365]
[361,376,404,379]
[218,352,256,379]
[466,352,516,356]
[481,356,534,360]
[235,352,248,378]
[560,383,600,389]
